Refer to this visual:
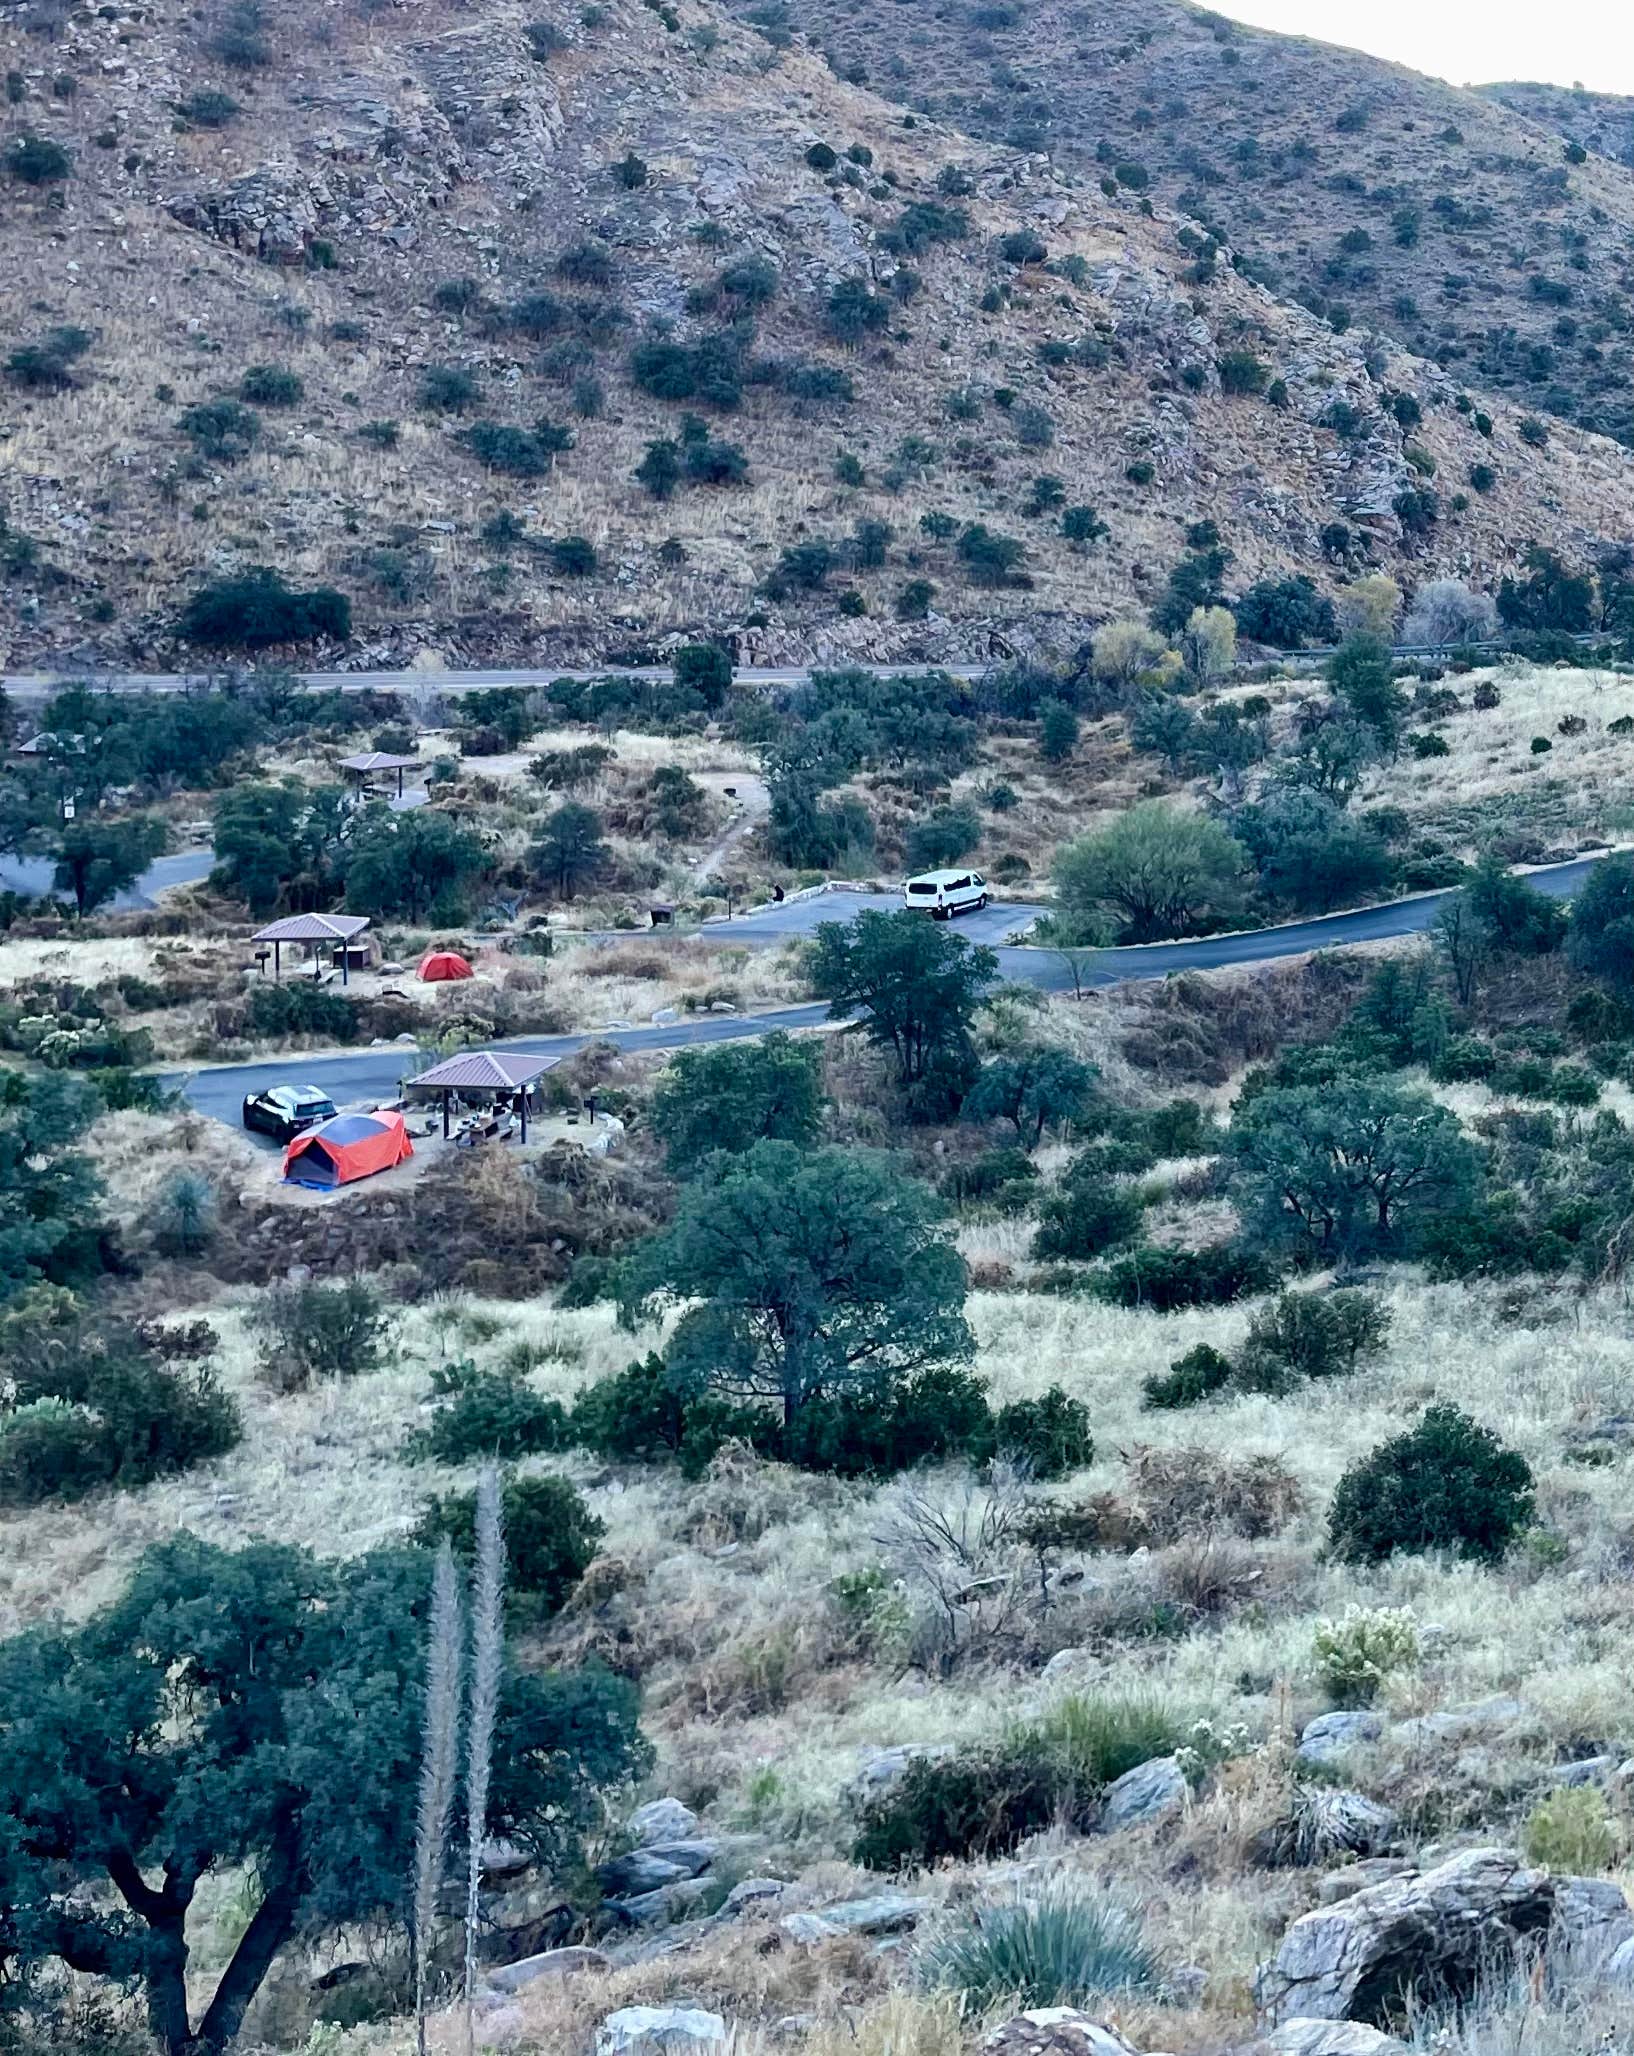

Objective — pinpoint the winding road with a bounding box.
[172,854,1607,1128]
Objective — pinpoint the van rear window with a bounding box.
[906,882,937,895]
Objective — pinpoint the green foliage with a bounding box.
[0,1303,240,1505]
[614,149,648,188]
[1142,1343,1235,1410]
[673,641,733,705]
[1053,800,1248,944]
[1328,1405,1535,1564]
[237,363,302,407]
[1032,1168,1145,1261]
[419,363,478,413]
[620,1141,972,1423]
[990,1387,1094,1478]
[781,1364,993,1477]
[826,275,891,340]
[651,1032,824,1174]
[921,1881,1163,2012]
[529,801,607,899]
[252,1277,387,1391]
[956,522,1027,586]
[1228,1079,1481,1257]
[963,1045,1099,1147]
[1498,543,1594,633]
[1235,1288,1391,1393]
[177,568,350,650]
[416,1473,603,1619]
[458,418,574,477]
[179,397,261,463]
[7,324,93,392]
[1524,1786,1618,1874]
[0,1534,647,2055]
[806,908,995,1088]
[1567,853,1634,996]
[1038,699,1079,763]
[1328,634,1406,739]
[412,1365,571,1464]
[5,132,71,184]
[1092,1242,1275,1311]
[343,806,488,921]
[1234,574,1338,648]
[1217,349,1270,396]
[905,802,981,872]
[630,333,743,409]
[51,815,167,916]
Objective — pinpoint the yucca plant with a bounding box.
[919,1876,1165,2012]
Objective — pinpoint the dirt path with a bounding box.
[692,772,769,883]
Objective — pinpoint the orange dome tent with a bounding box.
[418,949,474,982]
[283,1109,413,1188]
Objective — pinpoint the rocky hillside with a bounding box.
[3,0,1634,668]
[722,0,1634,453]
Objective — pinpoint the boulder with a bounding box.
[1099,1755,1186,1831]
[1541,1755,1618,1788]
[1389,1696,1531,1750]
[628,1798,700,1845]
[1262,2024,1407,2055]
[1255,1848,1558,2025]
[640,1839,719,1878]
[980,2008,1142,2056]
[488,1946,609,1993]
[1548,1874,1634,1977]
[1316,1861,1414,1906]
[717,1876,788,1917]
[1296,1712,1382,1767]
[596,2008,728,2055]
[781,1893,930,1942]
[608,1879,713,1928]
[598,1850,693,1898]
[854,1742,955,1793]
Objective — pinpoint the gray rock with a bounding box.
[595,2007,728,2055]
[1255,1848,1555,2025]
[1608,1933,1634,1988]
[1390,1695,1531,1749]
[608,1878,712,1928]
[598,1850,692,1897]
[628,1798,699,1846]
[1296,1712,1383,1767]
[479,1838,535,1879]
[1306,1792,1399,1859]
[854,1743,955,1792]
[638,1839,718,1878]
[718,1877,788,1916]
[1548,1874,1634,1978]
[1263,2024,1407,2055]
[1099,1755,1186,1831]
[782,1893,930,1941]
[1542,1755,1618,1787]
[980,2009,1142,2056]
[488,1946,609,1993]
[1316,1861,1414,1906]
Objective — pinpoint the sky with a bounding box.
[1213,2,1634,95]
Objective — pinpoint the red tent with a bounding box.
[419,949,474,982]
[283,1109,414,1187]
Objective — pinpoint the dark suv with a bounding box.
[241,1083,337,1142]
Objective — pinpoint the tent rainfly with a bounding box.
[418,949,474,983]
[251,913,372,985]
[404,1049,559,1141]
[283,1109,413,1187]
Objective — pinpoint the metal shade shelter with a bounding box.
[338,751,420,799]
[403,1048,560,1141]
[251,913,371,986]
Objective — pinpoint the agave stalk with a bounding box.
[463,1464,506,2056]
[414,1540,465,2056]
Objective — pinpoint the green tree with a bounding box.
[416,1473,603,1621]
[634,437,681,500]
[673,641,733,707]
[528,801,607,899]
[1053,801,1247,944]
[1435,853,1566,1005]
[1128,694,1196,772]
[343,807,488,921]
[0,1535,647,2056]
[650,1032,824,1174]
[1328,634,1406,745]
[0,1071,105,1304]
[1038,699,1079,763]
[51,814,167,916]
[963,1045,1099,1146]
[905,803,981,872]
[211,780,349,914]
[620,1141,973,1423]
[1227,1078,1481,1256]
[1566,852,1634,996]
[807,909,996,1085]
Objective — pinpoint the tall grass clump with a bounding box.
[920,1878,1165,2011]
[1034,1690,1186,1788]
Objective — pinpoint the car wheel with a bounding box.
[977,894,988,910]
[934,904,949,920]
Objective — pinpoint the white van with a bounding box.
[903,869,988,919]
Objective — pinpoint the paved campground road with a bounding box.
[171,853,1606,1126]
[3,662,993,700]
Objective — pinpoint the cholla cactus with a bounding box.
[1175,1716,1256,1787]
[1311,1602,1419,1706]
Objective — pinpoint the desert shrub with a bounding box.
[246,980,360,1042]
[253,1277,387,1391]
[944,1147,1038,1207]
[1142,1343,1235,1410]
[1032,1175,1145,1261]
[1327,1405,1535,1564]
[1523,1786,1617,1874]
[414,1365,571,1463]
[177,568,350,649]
[238,364,302,407]
[854,1743,1069,1871]
[416,1472,603,1620]
[1039,1690,1185,1788]
[1234,1288,1390,1393]
[1094,1243,1275,1310]
[783,1365,994,1479]
[1311,1603,1420,1706]
[5,133,71,184]
[179,398,260,463]
[0,1313,239,1505]
[920,1879,1164,2012]
[153,1169,216,1258]
[419,364,478,413]
[8,325,92,391]
[988,1388,1094,1479]
[1124,1445,1305,1539]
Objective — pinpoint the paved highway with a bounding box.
[172,853,1607,1127]
[3,661,992,701]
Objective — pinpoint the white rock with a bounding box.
[595,2006,728,2055]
